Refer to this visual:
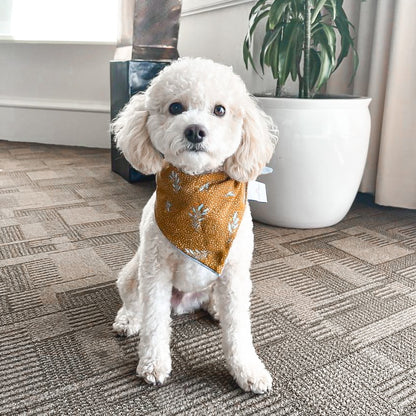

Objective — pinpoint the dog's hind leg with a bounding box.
[113,249,142,337]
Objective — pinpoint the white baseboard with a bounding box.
[0,96,109,113]
[0,105,111,148]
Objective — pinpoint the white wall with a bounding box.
[179,1,276,95]
[0,42,115,148]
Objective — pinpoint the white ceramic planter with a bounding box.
[250,96,371,229]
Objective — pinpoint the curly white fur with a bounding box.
[112,57,277,394]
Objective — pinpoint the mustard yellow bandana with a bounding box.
[155,164,247,275]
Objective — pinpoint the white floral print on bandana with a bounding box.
[184,248,209,260]
[189,204,209,230]
[228,212,240,235]
[169,170,181,192]
[199,182,210,192]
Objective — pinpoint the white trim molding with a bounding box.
[182,0,253,16]
[0,96,109,113]
[0,105,111,148]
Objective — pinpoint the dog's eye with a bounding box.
[213,105,226,117]
[169,102,185,115]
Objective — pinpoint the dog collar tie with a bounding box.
[155,164,247,275]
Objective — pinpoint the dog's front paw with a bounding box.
[137,356,172,386]
[113,307,141,337]
[230,357,272,394]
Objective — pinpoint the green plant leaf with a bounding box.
[312,22,336,64]
[309,49,321,92]
[243,37,251,68]
[349,45,359,85]
[249,0,268,19]
[249,9,270,37]
[314,48,333,90]
[311,0,326,23]
[269,0,291,30]
[334,4,356,70]
[244,2,272,73]
[268,36,280,79]
[260,26,283,72]
[243,38,262,77]
[278,20,303,86]
[311,21,338,91]
[322,0,337,20]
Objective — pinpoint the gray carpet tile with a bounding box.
[0,140,415,415]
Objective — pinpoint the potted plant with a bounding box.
[243,0,371,228]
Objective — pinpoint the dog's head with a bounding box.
[112,57,277,182]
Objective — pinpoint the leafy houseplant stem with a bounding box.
[303,0,312,98]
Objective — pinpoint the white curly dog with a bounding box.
[112,57,277,394]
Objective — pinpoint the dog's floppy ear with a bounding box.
[111,93,163,175]
[224,96,278,182]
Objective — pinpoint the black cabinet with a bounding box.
[110,60,170,182]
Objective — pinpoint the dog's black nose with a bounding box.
[184,124,207,144]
